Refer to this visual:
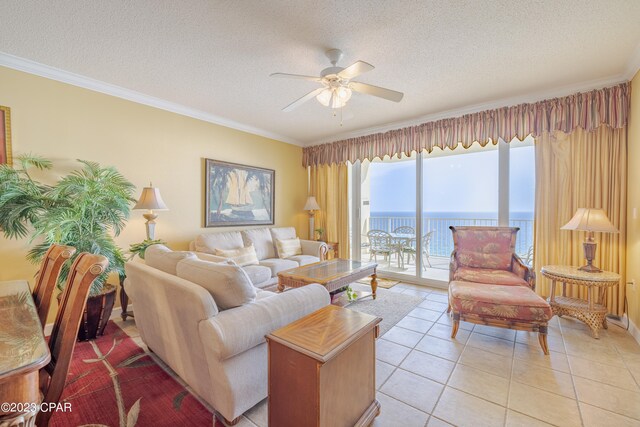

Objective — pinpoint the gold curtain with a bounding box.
[309,163,350,258]
[533,126,627,315]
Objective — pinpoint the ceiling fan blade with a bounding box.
[337,61,374,80]
[270,72,322,82]
[282,87,325,112]
[350,81,404,102]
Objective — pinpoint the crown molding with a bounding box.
[308,74,629,146]
[0,52,303,147]
[3,51,636,150]
[623,40,640,81]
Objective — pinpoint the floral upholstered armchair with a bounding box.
[449,226,535,288]
[447,226,552,354]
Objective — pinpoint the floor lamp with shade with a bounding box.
[304,196,321,240]
[134,183,169,240]
[561,208,618,273]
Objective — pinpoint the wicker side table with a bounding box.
[540,265,620,338]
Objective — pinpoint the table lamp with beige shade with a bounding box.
[133,183,168,240]
[561,208,618,273]
[304,196,321,240]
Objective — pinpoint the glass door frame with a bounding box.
[350,139,522,288]
[351,152,440,287]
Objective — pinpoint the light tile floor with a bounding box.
[115,282,640,427]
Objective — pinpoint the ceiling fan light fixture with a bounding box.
[336,86,352,102]
[330,89,349,109]
[316,88,332,107]
[272,48,403,113]
[316,86,352,109]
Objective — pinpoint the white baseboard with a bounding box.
[627,315,640,346]
[609,313,640,346]
[43,305,132,336]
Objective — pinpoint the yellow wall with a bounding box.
[0,66,308,319]
[628,71,640,329]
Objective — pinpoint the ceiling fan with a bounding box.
[270,49,404,112]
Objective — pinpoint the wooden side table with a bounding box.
[541,265,620,338]
[266,305,381,427]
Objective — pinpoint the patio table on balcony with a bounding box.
[389,233,416,268]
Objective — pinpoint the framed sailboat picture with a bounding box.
[204,159,275,227]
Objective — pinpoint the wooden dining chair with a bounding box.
[32,244,77,328]
[36,252,108,427]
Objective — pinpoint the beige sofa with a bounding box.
[124,246,330,424]
[189,227,328,288]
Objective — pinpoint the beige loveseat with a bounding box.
[124,245,330,424]
[189,227,328,288]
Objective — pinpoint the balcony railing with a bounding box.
[367,215,533,259]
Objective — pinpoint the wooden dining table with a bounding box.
[0,280,51,426]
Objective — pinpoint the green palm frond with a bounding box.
[16,153,53,171]
[0,157,50,239]
[1,155,135,295]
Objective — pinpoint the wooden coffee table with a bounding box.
[277,259,378,300]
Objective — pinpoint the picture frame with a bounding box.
[0,106,12,166]
[204,158,275,227]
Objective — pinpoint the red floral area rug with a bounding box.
[50,321,223,427]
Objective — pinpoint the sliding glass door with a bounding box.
[350,136,535,286]
[359,154,417,279]
[422,143,499,282]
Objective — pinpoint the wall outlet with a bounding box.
[628,279,637,292]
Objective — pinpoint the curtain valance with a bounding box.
[302,82,630,167]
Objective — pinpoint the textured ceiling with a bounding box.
[1,0,640,146]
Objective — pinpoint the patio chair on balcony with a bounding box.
[367,229,393,266]
[524,244,534,267]
[393,225,415,235]
[393,226,416,268]
[401,231,434,269]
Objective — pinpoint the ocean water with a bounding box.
[367,211,534,257]
[370,211,534,220]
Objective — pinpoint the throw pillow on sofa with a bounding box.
[242,228,276,260]
[145,244,197,275]
[275,237,302,259]
[270,227,297,256]
[214,245,260,266]
[176,258,257,310]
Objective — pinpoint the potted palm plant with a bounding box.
[0,154,135,340]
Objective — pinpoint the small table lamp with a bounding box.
[304,196,321,240]
[561,208,618,273]
[134,183,168,240]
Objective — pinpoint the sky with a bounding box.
[368,144,535,214]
